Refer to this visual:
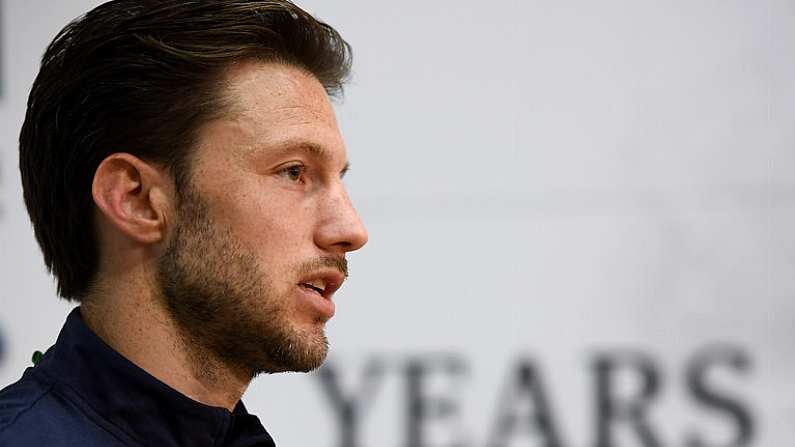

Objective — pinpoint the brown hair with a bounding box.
[19,0,352,301]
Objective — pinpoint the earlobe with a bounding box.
[92,153,171,245]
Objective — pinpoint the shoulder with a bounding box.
[0,369,135,446]
[0,368,51,429]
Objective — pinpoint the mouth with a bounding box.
[297,270,344,320]
[297,270,345,301]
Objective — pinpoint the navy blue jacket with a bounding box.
[0,307,276,446]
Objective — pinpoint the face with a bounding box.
[156,61,368,377]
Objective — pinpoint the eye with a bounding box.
[278,164,306,183]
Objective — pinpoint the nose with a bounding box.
[314,184,368,254]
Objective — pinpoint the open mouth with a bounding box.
[297,271,344,301]
[299,282,325,295]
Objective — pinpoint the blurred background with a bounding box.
[1,1,793,446]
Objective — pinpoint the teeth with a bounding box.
[301,280,325,294]
[307,279,325,291]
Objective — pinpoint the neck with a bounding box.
[81,279,249,411]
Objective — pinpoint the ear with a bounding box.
[92,153,173,245]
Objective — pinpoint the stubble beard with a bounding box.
[155,186,329,380]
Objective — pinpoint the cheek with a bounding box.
[218,182,315,262]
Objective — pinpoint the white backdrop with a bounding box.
[1,1,793,446]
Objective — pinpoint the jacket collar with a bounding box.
[35,307,275,447]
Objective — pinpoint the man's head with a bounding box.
[19,1,368,374]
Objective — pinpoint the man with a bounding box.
[0,1,367,445]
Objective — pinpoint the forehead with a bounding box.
[219,60,340,144]
[187,60,346,185]
[187,61,347,168]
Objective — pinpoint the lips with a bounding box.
[297,270,345,301]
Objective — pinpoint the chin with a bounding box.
[254,326,330,375]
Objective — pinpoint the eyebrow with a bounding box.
[269,140,350,177]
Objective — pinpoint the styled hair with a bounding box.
[19,0,352,301]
